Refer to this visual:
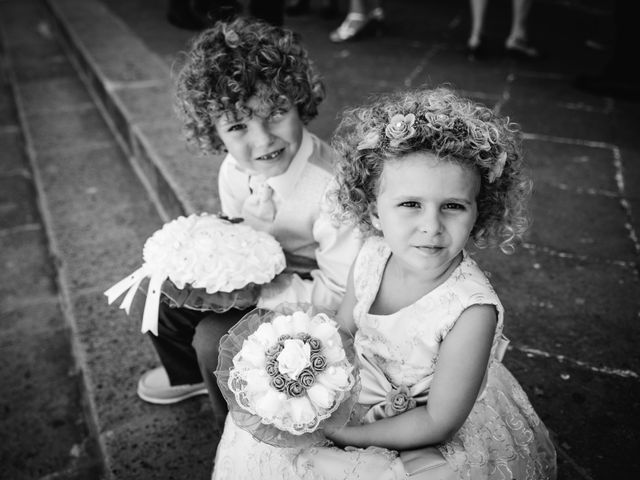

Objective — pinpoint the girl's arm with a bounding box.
[325,304,496,450]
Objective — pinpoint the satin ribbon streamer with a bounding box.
[104,266,167,336]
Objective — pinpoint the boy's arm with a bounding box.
[309,208,362,313]
[333,261,357,335]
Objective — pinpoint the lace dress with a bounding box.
[212,237,557,479]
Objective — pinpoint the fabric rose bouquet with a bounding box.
[104,213,286,335]
[216,304,360,447]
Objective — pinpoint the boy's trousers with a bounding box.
[148,301,251,416]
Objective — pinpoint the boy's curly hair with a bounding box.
[330,86,532,253]
[174,17,325,154]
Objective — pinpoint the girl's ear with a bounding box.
[369,207,381,231]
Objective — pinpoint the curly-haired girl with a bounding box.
[331,86,531,251]
[291,86,557,478]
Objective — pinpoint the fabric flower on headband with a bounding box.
[423,112,448,132]
[356,130,381,151]
[385,113,417,147]
[488,151,508,183]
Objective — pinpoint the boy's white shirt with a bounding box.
[217,128,362,313]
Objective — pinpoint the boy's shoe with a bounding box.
[137,367,207,404]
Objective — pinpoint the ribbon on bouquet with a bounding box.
[104,266,166,336]
[356,334,510,422]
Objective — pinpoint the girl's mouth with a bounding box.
[415,245,443,253]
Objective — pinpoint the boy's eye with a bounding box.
[227,123,246,132]
[269,108,288,121]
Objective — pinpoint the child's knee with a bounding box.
[192,315,225,359]
[192,311,244,361]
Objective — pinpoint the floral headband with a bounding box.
[356,113,507,183]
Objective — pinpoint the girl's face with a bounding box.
[215,96,303,178]
[373,152,480,279]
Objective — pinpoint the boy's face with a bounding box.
[215,96,303,178]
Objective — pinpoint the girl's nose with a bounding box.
[420,208,442,235]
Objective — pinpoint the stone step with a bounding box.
[1,0,219,478]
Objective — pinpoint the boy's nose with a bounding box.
[252,122,275,148]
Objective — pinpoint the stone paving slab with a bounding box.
[0,23,102,478]
[1,2,226,478]
[52,0,640,478]
[4,0,638,478]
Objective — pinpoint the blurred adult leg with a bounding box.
[505,0,539,57]
[167,0,239,29]
[574,0,640,99]
[329,0,384,43]
[467,0,489,59]
[468,0,488,49]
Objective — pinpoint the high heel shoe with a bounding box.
[329,8,384,43]
[505,37,540,60]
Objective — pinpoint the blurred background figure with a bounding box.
[167,0,285,29]
[167,0,240,29]
[574,0,640,100]
[248,0,286,26]
[285,0,340,19]
[467,0,539,60]
[329,0,384,43]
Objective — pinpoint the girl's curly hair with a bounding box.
[174,17,325,154]
[330,86,532,253]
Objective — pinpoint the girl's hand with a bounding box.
[323,424,351,448]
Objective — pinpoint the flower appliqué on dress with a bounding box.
[385,113,416,147]
[384,385,417,417]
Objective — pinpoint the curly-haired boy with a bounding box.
[137,17,362,425]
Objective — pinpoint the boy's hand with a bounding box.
[216,213,244,223]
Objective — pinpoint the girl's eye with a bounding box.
[443,203,465,210]
[400,201,421,209]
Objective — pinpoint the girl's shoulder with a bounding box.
[356,236,388,266]
[353,236,388,293]
[438,253,506,354]
[449,253,501,306]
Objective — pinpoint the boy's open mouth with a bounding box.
[256,148,284,161]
